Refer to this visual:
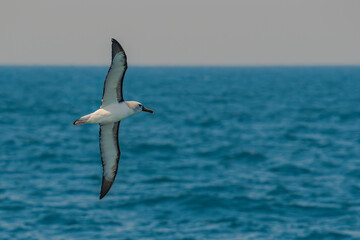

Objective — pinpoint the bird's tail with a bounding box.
[73,114,91,126]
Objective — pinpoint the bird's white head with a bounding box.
[126,101,154,114]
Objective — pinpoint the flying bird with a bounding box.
[73,39,154,199]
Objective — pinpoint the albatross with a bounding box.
[73,38,154,199]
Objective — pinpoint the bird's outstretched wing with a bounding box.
[99,121,120,199]
[101,38,127,107]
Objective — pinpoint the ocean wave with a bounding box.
[222,151,267,163]
[269,164,312,176]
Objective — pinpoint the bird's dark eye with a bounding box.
[139,104,142,107]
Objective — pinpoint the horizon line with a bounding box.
[1,64,360,68]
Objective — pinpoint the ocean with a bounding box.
[0,66,360,239]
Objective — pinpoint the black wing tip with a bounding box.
[99,177,114,200]
[111,38,125,53]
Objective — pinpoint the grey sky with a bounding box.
[1,0,360,65]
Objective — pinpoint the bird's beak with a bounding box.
[142,106,154,114]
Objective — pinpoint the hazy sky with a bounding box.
[1,0,360,65]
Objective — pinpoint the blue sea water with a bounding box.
[1,66,360,239]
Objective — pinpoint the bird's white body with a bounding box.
[78,102,135,125]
